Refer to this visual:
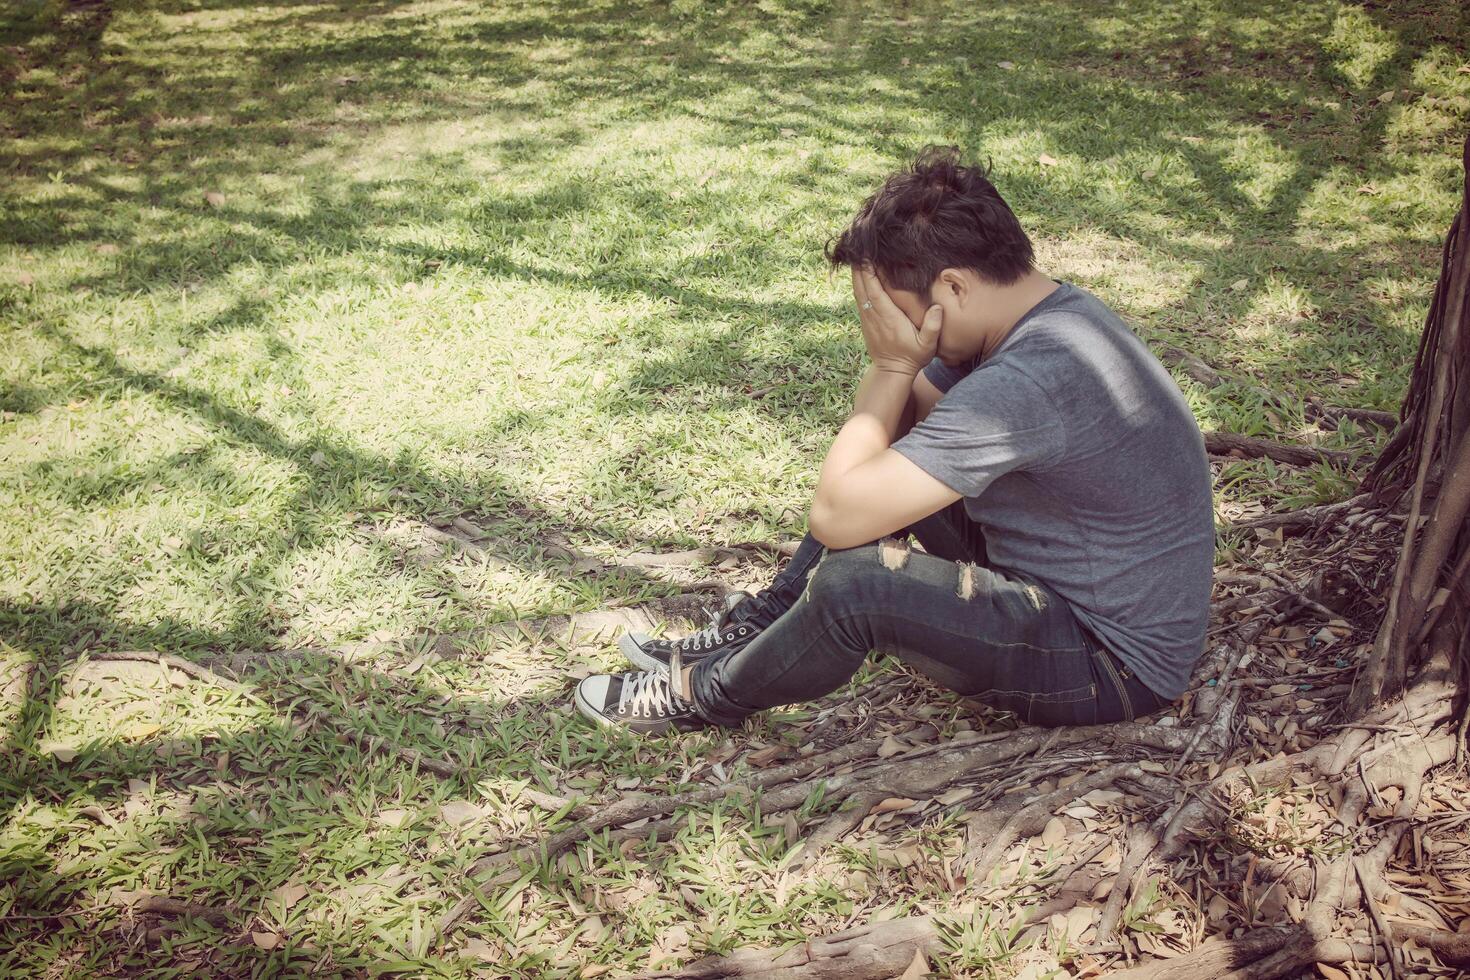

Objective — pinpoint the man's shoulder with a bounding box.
[1004,290,1162,379]
[950,284,1161,397]
[1011,286,1133,349]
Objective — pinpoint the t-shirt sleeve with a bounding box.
[893,363,1065,498]
[922,356,970,393]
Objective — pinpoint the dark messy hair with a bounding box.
[825,145,1034,297]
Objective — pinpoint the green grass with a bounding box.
[1,0,1466,974]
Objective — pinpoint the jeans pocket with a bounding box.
[979,682,1099,727]
[1022,683,1101,727]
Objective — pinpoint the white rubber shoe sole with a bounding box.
[618,631,662,673]
[573,674,617,729]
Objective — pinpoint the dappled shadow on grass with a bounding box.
[5,0,1456,421]
[0,585,944,974]
[0,597,726,974]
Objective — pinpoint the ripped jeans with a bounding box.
[689,501,1169,728]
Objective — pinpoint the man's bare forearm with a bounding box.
[815,366,914,499]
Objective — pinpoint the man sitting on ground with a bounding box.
[574,145,1215,735]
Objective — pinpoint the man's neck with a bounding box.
[978,271,1060,360]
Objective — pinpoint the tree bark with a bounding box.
[1354,134,1470,712]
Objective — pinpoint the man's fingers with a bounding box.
[851,266,868,308]
[858,267,900,314]
[920,304,943,343]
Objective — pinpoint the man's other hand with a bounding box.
[853,266,942,377]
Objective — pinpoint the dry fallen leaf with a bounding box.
[648,923,691,967]
[870,797,918,815]
[374,808,410,828]
[746,745,788,767]
[459,937,498,961]
[1257,882,1287,920]
[125,722,161,740]
[1038,153,1060,167]
[78,805,115,825]
[997,61,1015,70]
[900,947,931,979]
[873,843,924,868]
[271,882,308,911]
[1051,904,1098,941]
[1039,816,1066,847]
[204,191,226,208]
[877,734,904,758]
[1080,788,1124,807]
[1231,278,1250,291]
[1315,964,1350,980]
[251,932,280,950]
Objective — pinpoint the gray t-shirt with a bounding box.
[893,282,1214,699]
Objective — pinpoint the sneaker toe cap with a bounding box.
[575,674,613,712]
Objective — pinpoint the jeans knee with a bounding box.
[803,541,895,611]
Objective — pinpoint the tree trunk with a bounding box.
[1354,134,1470,714]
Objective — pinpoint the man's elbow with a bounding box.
[807,496,864,551]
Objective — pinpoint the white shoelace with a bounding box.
[678,622,752,653]
[617,671,690,719]
[679,623,726,652]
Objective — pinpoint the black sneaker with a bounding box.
[618,586,794,673]
[618,619,761,674]
[573,670,707,735]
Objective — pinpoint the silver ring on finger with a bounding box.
[861,301,873,310]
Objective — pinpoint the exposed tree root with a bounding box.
[636,911,943,980]
[1203,431,1354,469]
[431,644,1244,938]
[789,791,885,871]
[636,842,1111,980]
[338,729,462,780]
[591,645,1465,979]
[1228,493,1374,533]
[965,762,1143,881]
[1308,402,1400,430]
[1095,658,1461,977]
[88,650,253,695]
[130,895,232,926]
[1104,925,1303,980]
[1389,923,1470,966]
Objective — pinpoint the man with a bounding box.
[574,146,1215,735]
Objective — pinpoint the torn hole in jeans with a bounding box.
[878,537,911,571]
[957,562,977,600]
